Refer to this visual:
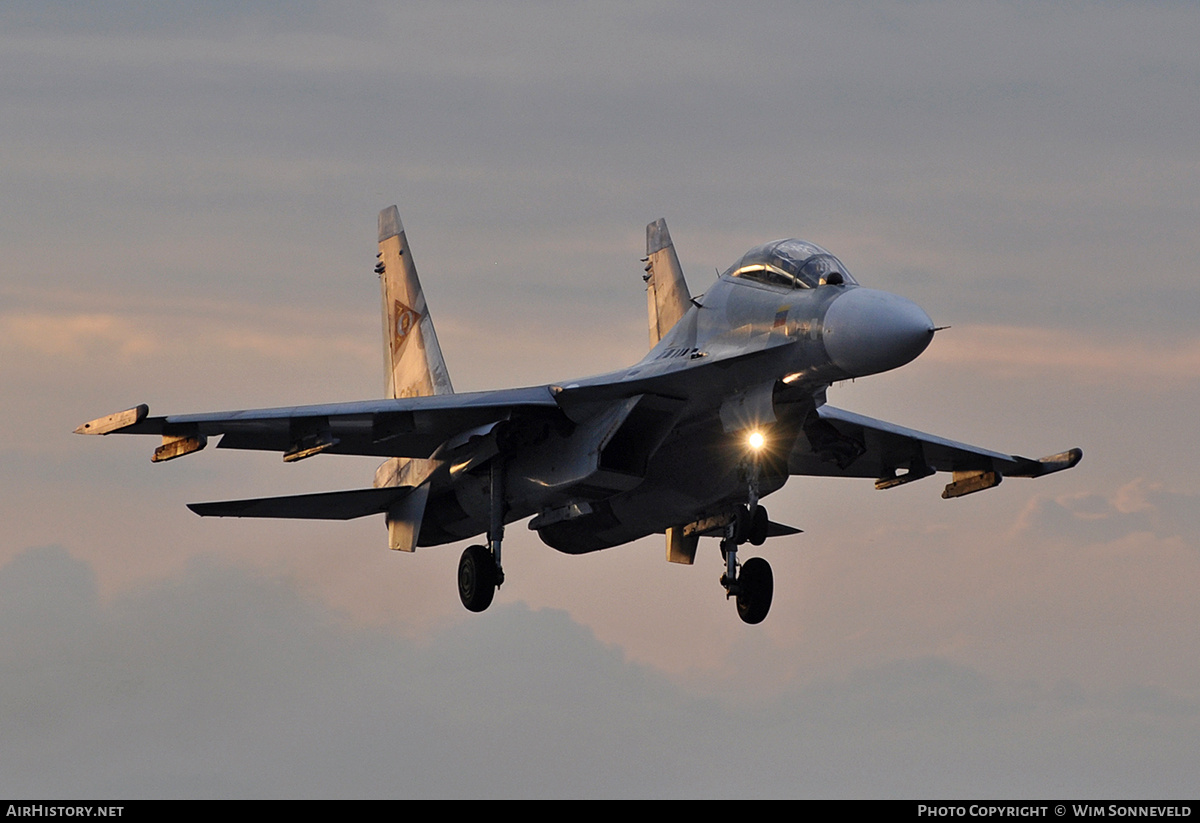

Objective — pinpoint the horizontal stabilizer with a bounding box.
[188,485,414,520]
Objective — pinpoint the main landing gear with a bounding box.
[459,460,505,613]
[456,451,778,622]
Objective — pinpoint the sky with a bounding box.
[2,1,1199,798]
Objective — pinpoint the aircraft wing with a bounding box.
[75,386,564,462]
[75,337,796,463]
[789,405,1081,497]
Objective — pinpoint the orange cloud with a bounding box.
[925,325,1200,387]
[0,313,157,359]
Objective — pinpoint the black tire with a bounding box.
[736,557,773,625]
[458,544,497,612]
[748,504,769,546]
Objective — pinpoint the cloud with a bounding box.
[2,545,1198,798]
[0,305,373,364]
[0,312,157,358]
[1014,478,1200,545]
[5,0,1200,800]
[925,325,1200,387]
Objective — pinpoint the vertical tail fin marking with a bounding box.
[375,206,452,551]
[378,206,454,399]
[644,218,692,348]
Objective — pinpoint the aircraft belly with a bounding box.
[533,419,794,554]
[415,476,538,547]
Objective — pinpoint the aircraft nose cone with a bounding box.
[822,288,935,377]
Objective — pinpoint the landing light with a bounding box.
[748,431,765,451]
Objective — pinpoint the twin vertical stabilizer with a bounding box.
[644,218,692,348]
[376,206,453,551]
[378,206,454,399]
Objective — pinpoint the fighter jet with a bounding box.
[76,206,1081,624]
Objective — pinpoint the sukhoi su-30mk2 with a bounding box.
[77,206,1082,623]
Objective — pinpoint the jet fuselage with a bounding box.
[75,208,1080,622]
[415,270,934,554]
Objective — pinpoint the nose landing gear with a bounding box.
[735,556,773,624]
[719,437,775,623]
[719,503,775,625]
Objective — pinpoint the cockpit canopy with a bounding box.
[722,239,857,289]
